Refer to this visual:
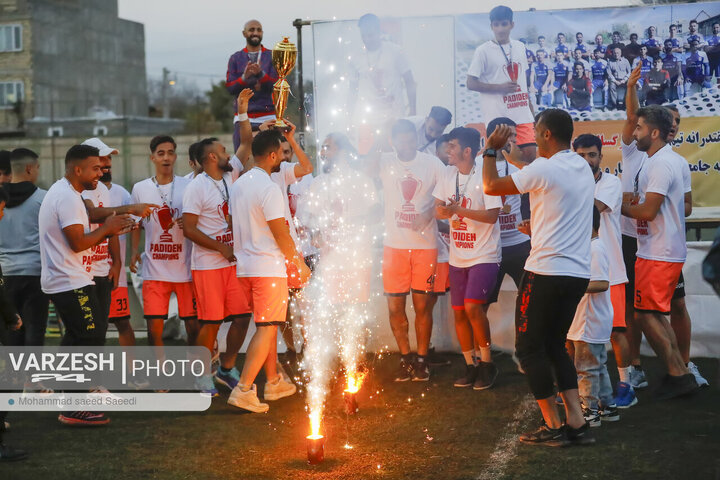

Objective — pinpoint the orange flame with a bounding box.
[308,409,322,438]
[344,369,367,394]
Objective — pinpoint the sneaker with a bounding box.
[629,366,649,389]
[58,411,110,427]
[614,382,638,409]
[427,347,451,367]
[565,422,596,446]
[687,361,709,387]
[654,373,699,401]
[0,443,28,462]
[394,358,413,382]
[599,404,620,422]
[473,362,498,390]
[412,359,430,382]
[196,375,219,397]
[454,364,477,388]
[582,408,601,427]
[228,384,269,413]
[214,367,240,390]
[277,359,293,384]
[519,422,566,447]
[264,374,297,401]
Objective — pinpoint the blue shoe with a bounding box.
[614,382,638,409]
[196,375,219,397]
[214,367,240,390]
[629,367,648,389]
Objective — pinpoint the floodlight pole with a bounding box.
[293,18,312,134]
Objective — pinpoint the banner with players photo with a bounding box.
[455,1,720,125]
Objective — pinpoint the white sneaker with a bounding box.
[688,361,709,387]
[264,374,297,401]
[277,359,293,383]
[629,366,649,389]
[227,384,269,413]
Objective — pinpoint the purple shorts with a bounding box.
[449,262,500,310]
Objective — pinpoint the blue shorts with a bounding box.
[449,263,500,310]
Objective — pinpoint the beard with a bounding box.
[100,171,112,183]
[635,135,652,152]
[247,35,262,47]
[81,179,97,190]
[590,164,599,174]
[271,162,281,173]
[220,162,233,173]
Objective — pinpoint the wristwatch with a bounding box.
[483,148,497,157]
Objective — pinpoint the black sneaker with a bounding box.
[654,373,699,401]
[473,362,498,390]
[412,359,430,382]
[0,443,27,462]
[58,411,110,427]
[427,347,451,367]
[519,422,566,447]
[454,364,477,387]
[394,358,413,382]
[565,422,596,446]
[599,404,620,422]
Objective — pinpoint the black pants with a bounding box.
[515,271,589,400]
[488,240,531,304]
[93,276,113,326]
[5,275,49,346]
[50,284,107,346]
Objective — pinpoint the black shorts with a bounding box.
[93,276,113,324]
[622,235,637,301]
[672,271,685,300]
[50,284,107,347]
[488,240,531,304]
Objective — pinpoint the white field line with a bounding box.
[476,394,536,480]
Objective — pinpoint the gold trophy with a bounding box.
[272,36,298,130]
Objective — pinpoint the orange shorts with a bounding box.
[516,122,536,147]
[610,283,626,329]
[382,247,437,295]
[634,258,684,314]
[108,286,130,322]
[192,266,251,324]
[238,277,288,325]
[142,280,197,320]
[326,267,372,304]
[433,262,450,294]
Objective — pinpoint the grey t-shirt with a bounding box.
[0,188,46,276]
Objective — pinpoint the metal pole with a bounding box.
[293,19,311,136]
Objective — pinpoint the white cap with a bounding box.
[82,137,119,156]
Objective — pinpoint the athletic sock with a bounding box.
[618,367,632,383]
[479,346,492,363]
[416,355,427,364]
[462,350,475,366]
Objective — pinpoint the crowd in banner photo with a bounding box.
[0,3,717,461]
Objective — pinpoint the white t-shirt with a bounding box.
[467,39,534,125]
[594,173,628,286]
[39,178,94,294]
[270,161,301,250]
[230,167,287,278]
[182,172,235,271]
[297,164,379,265]
[635,144,687,263]
[288,174,318,257]
[567,238,613,344]
[433,164,503,267]
[229,155,244,182]
[620,140,644,238]
[184,172,197,180]
[510,150,594,278]
[351,40,411,120]
[107,183,132,288]
[380,151,445,250]
[81,182,112,278]
[496,160,529,248]
[130,176,192,282]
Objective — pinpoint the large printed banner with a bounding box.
[456,2,720,125]
[574,116,720,207]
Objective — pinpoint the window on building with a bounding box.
[93,125,108,136]
[47,126,63,137]
[0,81,24,108]
[0,25,22,52]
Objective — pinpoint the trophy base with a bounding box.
[272,119,292,132]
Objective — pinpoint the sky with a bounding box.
[117,0,635,92]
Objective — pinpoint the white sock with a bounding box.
[618,367,632,384]
[462,350,475,366]
[479,345,492,363]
